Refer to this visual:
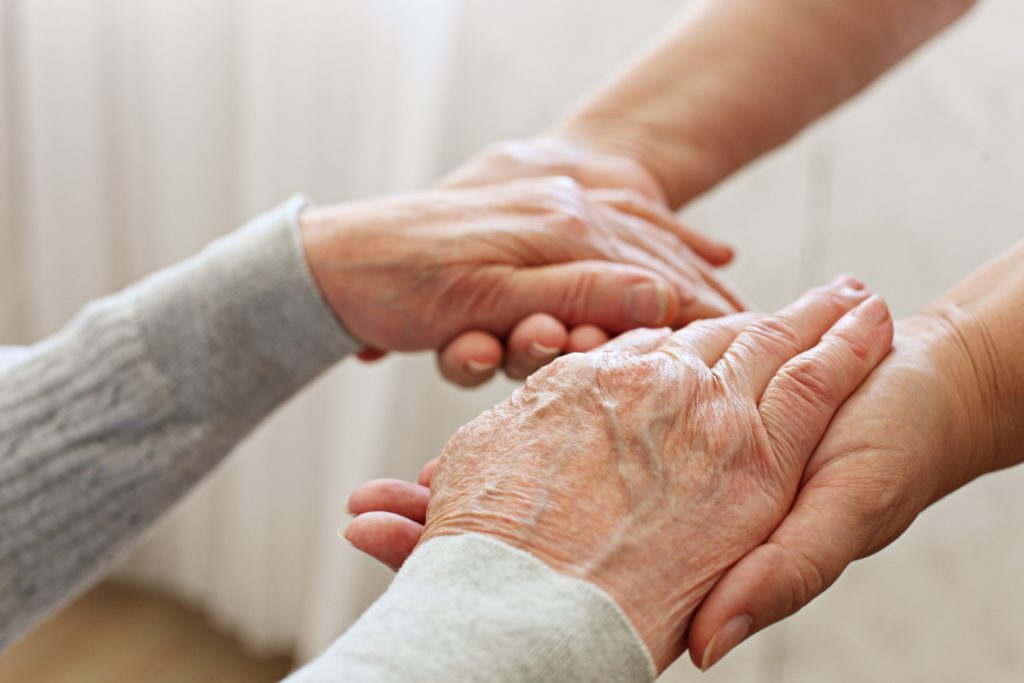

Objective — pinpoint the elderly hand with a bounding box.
[344,278,893,670]
[302,176,741,356]
[420,136,743,386]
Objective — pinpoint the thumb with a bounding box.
[495,261,679,334]
[687,481,882,671]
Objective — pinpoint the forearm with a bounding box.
[0,197,357,647]
[286,534,654,683]
[924,240,1024,478]
[556,0,977,207]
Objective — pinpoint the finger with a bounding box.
[588,189,735,266]
[498,261,681,333]
[658,313,764,366]
[690,259,753,312]
[688,478,886,671]
[760,295,894,472]
[673,286,742,327]
[344,512,424,572]
[418,458,440,487]
[594,327,673,355]
[437,331,503,387]
[565,325,610,353]
[347,479,430,524]
[503,313,570,380]
[594,206,713,314]
[596,206,741,324]
[715,275,869,398]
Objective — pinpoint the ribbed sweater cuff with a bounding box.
[133,195,360,424]
[288,533,656,683]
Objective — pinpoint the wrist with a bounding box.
[297,203,373,347]
[551,115,730,209]
[898,310,1004,493]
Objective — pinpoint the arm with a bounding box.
[0,180,721,647]
[286,534,655,683]
[437,0,974,383]
[0,197,358,647]
[557,0,979,207]
[0,348,32,373]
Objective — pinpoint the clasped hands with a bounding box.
[301,136,998,673]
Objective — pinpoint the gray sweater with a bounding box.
[0,198,655,682]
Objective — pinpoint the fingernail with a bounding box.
[528,342,561,359]
[852,294,889,324]
[465,360,497,374]
[701,614,752,671]
[337,522,353,546]
[627,281,668,326]
[830,274,864,290]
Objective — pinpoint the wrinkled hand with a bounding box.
[344,278,893,670]
[389,136,742,386]
[303,176,742,356]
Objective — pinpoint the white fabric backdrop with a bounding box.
[2,1,1023,680]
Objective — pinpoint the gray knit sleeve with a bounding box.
[0,348,31,373]
[286,533,656,683]
[0,196,359,647]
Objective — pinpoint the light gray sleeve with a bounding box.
[287,533,656,683]
[0,196,359,647]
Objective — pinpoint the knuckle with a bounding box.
[592,354,664,391]
[746,315,805,356]
[776,355,840,409]
[611,187,647,208]
[542,174,585,197]
[552,210,592,238]
[827,328,873,363]
[813,285,859,316]
[779,542,828,611]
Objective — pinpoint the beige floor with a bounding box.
[0,582,293,683]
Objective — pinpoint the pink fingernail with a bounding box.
[465,360,497,374]
[852,294,889,324]
[627,282,668,326]
[528,342,561,359]
[701,614,752,671]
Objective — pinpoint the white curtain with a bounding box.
[2,1,1023,680]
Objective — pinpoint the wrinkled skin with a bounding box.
[302,176,744,356]
[347,278,895,671]
[400,136,741,387]
[347,308,1011,671]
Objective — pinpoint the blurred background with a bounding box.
[0,0,1022,681]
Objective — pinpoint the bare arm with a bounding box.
[557,0,978,207]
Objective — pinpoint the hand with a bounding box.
[343,278,893,670]
[684,307,1008,669]
[428,136,742,387]
[302,176,742,355]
